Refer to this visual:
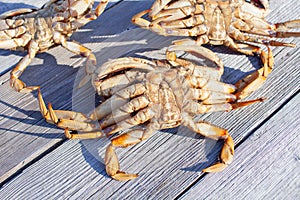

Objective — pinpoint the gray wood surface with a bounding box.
[0,0,299,199]
[180,93,300,200]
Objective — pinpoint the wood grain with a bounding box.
[180,93,300,200]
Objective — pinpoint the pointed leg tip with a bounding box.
[64,128,72,139]
[202,163,228,173]
[111,172,139,181]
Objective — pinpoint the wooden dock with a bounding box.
[0,0,299,199]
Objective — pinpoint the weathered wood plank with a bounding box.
[0,30,299,200]
[0,0,299,199]
[0,0,155,183]
[180,93,300,200]
[0,0,125,76]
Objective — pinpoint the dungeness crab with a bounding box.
[0,0,108,92]
[38,44,269,181]
[132,0,300,99]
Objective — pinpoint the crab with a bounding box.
[37,44,269,181]
[0,0,108,93]
[132,0,300,99]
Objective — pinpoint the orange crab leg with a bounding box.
[182,114,234,172]
[234,46,273,99]
[38,89,103,139]
[9,39,40,93]
[105,123,157,181]
[202,135,235,173]
[105,144,138,181]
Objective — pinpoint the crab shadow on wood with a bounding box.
[0,99,66,139]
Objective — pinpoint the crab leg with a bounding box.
[53,32,98,87]
[152,6,203,21]
[105,144,138,181]
[57,33,96,63]
[53,0,109,87]
[187,76,236,93]
[0,26,26,39]
[167,44,224,75]
[182,114,234,172]
[95,71,145,96]
[188,88,236,104]
[202,135,235,172]
[183,98,263,115]
[150,0,204,17]
[80,57,155,88]
[0,8,34,19]
[96,57,156,79]
[131,10,152,30]
[38,89,103,139]
[158,14,205,29]
[274,19,300,37]
[105,123,157,181]
[9,39,41,93]
[56,0,109,31]
[159,0,200,10]
[103,107,155,136]
[233,45,274,99]
[89,83,147,120]
[235,8,300,38]
[100,95,150,129]
[240,0,269,18]
[68,0,96,16]
[229,25,296,48]
[132,8,205,36]
[149,0,173,17]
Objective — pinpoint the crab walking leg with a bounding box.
[149,0,173,16]
[131,9,152,28]
[96,57,156,79]
[102,107,155,135]
[105,144,138,181]
[80,56,155,88]
[202,136,235,172]
[183,98,264,115]
[275,19,300,36]
[158,14,205,29]
[167,44,224,74]
[0,26,26,39]
[187,77,236,93]
[188,88,236,104]
[170,41,273,99]
[58,34,97,63]
[99,95,150,129]
[94,71,146,96]
[89,83,147,120]
[152,6,202,21]
[10,39,40,93]
[105,124,157,181]
[160,50,222,80]
[233,46,274,99]
[37,89,103,139]
[231,18,300,40]
[182,114,234,172]
[70,0,109,87]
